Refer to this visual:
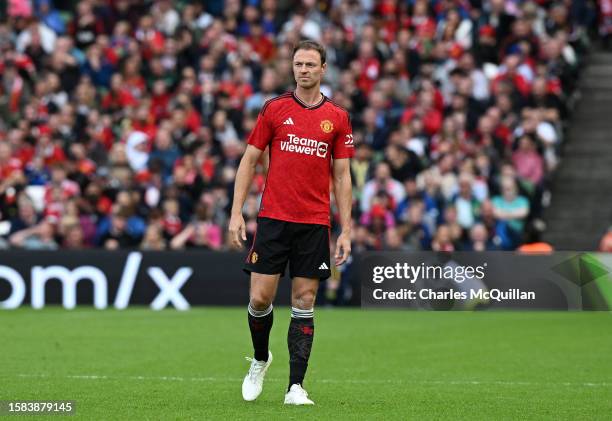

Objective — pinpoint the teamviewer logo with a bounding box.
[281,134,328,159]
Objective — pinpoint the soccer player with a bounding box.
[229,40,354,405]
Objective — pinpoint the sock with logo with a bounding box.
[287,307,314,391]
[248,303,273,362]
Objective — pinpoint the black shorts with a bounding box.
[243,217,331,280]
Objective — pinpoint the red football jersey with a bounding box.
[247,91,354,226]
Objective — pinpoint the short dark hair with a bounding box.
[292,40,326,65]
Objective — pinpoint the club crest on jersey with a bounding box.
[251,252,258,263]
[320,120,334,133]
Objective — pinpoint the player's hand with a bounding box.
[228,213,247,249]
[335,231,351,266]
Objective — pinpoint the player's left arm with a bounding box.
[331,110,355,266]
[332,158,352,266]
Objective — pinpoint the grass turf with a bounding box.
[1,308,611,420]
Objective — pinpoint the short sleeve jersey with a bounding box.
[247,91,354,226]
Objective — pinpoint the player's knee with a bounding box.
[292,290,316,309]
[249,293,273,310]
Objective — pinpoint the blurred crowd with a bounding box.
[0,0,605,254]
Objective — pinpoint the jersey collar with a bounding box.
[291,91,326,110]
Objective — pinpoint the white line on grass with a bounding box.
[14,374,612,388]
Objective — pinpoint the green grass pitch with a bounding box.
[1,308,611,420]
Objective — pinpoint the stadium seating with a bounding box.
[0,0,601,252]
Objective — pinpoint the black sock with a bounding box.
[287,307,314,391]
[247,303,273,362]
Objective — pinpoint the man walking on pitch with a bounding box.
[229,40,354,405]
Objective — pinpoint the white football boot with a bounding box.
[284,384,315,405]
[242,351,273,401]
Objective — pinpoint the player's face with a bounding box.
[293,49,326,89]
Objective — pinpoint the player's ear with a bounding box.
[321,62,327,74]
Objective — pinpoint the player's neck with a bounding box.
[294,87,323,107]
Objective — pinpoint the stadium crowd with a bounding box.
[0,0,602,254]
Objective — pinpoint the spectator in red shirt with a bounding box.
[102,73,138,112]
[0,0,594,255]
[355,40,380,95]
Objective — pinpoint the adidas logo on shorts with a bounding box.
[319,262,329,270]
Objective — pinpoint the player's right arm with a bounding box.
[229,106,274,249]
[229,145,265,249]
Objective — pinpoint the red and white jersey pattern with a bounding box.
[247,91,354,226]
